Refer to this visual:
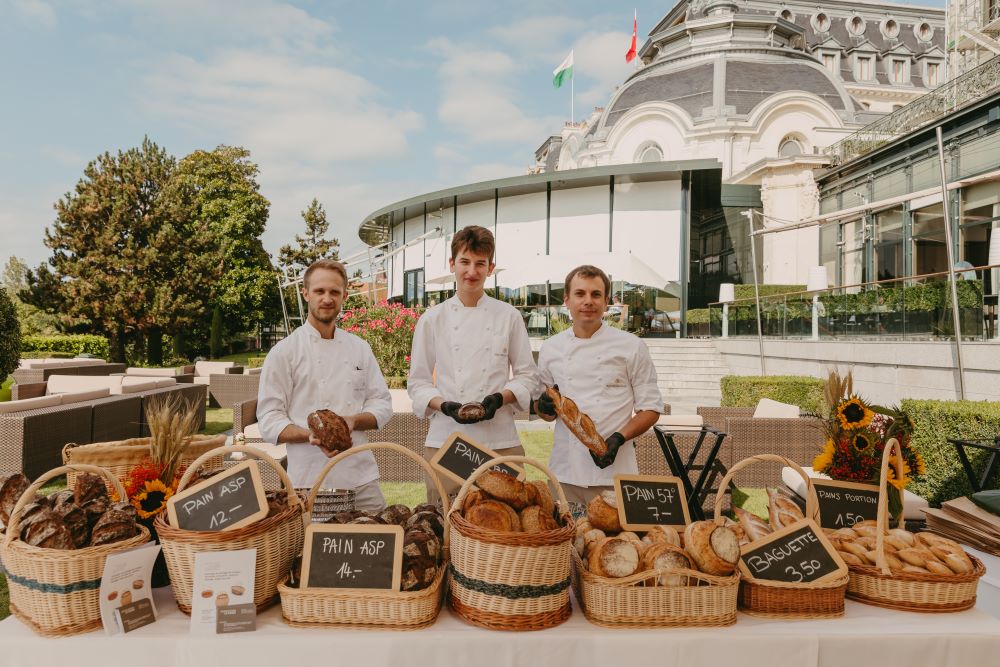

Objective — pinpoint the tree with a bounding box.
[277,198,340,277]
[2,256,59,335]
[35,137,219,364]
[0,287,21,379]
[167,146,279,355]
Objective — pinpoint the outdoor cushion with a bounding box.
[151,378,177,388]
[193,376,211,385]
[47,374,121,395]
[243,423,262,439]
[656,414,704,431]
[245,367,263,376]
[58,388,112,404]
[68,358,107,366]
[120,379,160,394]
[0,394,63,414]
[126,367,179,377]
[781,466,929,520]
[753,398,800,419]
[195,361,236,376]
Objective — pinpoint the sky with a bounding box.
[0,0,944,273]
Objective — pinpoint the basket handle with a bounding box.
[60,441,79,465]
[3,464,130,547]
[304,441,452,547]
[175,445,301,510]
[448,454,571,521]
[712,454,818,524]
[874,438,905,575]
[595,563,732,587]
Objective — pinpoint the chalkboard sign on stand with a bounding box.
[812,479,880,529]
[166,461,269,532]
[613,474,691,531]
[430,432,523,486]
[300,524,404,591]
[738,518,847,584]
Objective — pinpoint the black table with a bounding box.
[653,425,728,520]
[948,436,1000,492]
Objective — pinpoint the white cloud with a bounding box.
[464,162,530,183]
[571,29,635,107]
[41,146,87,168]
[6,0,56,27]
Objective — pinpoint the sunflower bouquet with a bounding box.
[813,371,926,522]
[121,395,202,520]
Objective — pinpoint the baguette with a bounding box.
[544,386,607,456]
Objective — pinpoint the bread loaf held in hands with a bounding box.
[543,386,607,457]
[307,409,353,454]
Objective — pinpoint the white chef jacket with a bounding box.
[536,323,664,487]
[257,321,393,490]
[408,294,539,449]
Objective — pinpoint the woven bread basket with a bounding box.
[153,445,304,614]
[447,455,575,631]
[1,464,151,637]
[846,438,985,612]
[714,454,849,619]
[278,441,449,630]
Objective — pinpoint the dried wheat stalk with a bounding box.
[144,393,201,483]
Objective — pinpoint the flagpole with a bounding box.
[571,75,575,125]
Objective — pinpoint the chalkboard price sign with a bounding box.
[812,479,880,529]
[738,519,847,584]
[613,474,691,531]
[300,524,404,591]
[430,432,523,486]
[166,461,269,532]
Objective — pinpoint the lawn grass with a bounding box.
[217,351,263,365]
[202,407,233,436]
[0,574,7,622]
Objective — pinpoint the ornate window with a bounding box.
[855,55,874,82]
[847,16,866,37]
[924,61,941,87]
[812,12,831,32]
[890,58,909,84]
[778,136,805,157]
[637,143,663,162]
[915,22,934,42]
[777,8,795,21]
[881,19,900,39]
[821,52,838,74]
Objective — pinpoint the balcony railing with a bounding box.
[825,55,1000,166]
[699,266,1000,341]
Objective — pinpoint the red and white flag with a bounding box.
[625,10,637,63]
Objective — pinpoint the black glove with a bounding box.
[590,432,626,469]
[440,401,479,425]
[480,393,504,420]
[536,384,558,419]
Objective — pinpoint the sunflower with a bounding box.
[851,430,877,455]
[813,439,836,474]
[836,396,874,430]
[886,457,912,491]
[131,479,174,520]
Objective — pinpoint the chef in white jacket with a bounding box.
[534,264,664,512]
[408,225,538,508]
[257,259,393,511]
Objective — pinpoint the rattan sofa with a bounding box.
[12,360,126,386]
[208,373,259,409]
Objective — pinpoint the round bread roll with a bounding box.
[528,480,555,516]
[588,537,639,578]
[684,521,738,576]
[586,491,621,533]
[476,471,532,510]
[619,531,641,543]
[461,489,486,514]
[465,500,520,532]
[520,505,558,533]
[641,543,693,586]
[644,525,681,548]
[582,528,606,555]
[575,519,594,538]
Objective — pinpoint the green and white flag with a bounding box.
[552,50,574,88]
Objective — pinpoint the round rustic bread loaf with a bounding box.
[461,489,486,514]
[641,543,693,586]
[588,537,639,578]
[52,495,90,548]
[684,521,738,576]
[378,504,413,526]
[90,506,140,546]
[406,510,445,539]
[527,480,555,516]
[465,500,520,532]
[457,402,486,421]
[0,472,30,527]
[643,525,681,548]
[22,507,75,550]
[403,527,441,563]
[520,505,558,533]
[586,491,621,533]
[477,470,532,510]
[73,472,107,507]
[307,409,353,453]
[413,503,439,516]
[79,496,110,528]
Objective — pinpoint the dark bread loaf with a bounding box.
[307,409,353,453]
[412,503,439,516]
[457,402,486,421]
[90,505,140,546]
[377,504,413,526]
[405,510,445,539]
[73,472,108,506]
[0,472,30,527]
[52,494,90,548]
[21,507,75,550]
[401,528,441,591]
[79,496,110,527]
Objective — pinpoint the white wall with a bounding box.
[456,199,494,232]
[549,185,610,257]
[612,179,683,282]
[402,211,425,273]
[389,223,404,299]
[495,192,547,288]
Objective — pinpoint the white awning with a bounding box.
[497,252,680,297]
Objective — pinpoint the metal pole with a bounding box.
[276,274,290,336]
[743,210,766,375]
[293,268,306,325]
[936,126,967,400]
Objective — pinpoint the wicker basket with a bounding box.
[846,438,985,612]
[153,445,305,614]
[448,455,575,631]
[1,464,151,637]
[278,442,450,630]
[62,434,227,493]
[714,454,849,619]
[572,550,739,628]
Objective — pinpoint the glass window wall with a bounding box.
[875,207,904,281]
[911,202,949,275]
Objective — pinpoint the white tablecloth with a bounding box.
[2,588,999,667]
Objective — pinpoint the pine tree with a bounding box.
[277,198,340,277]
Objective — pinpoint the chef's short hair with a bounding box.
[303,259,348,289]
[451,225,495,262]
[564,265,611,301]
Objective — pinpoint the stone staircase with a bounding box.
[642,339,729,415]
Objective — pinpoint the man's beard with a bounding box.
[311,310,337,324]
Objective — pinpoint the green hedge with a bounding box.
[902,399,1000,506]
[734,284,805,300]
[20,335,110,359]
[19,351,74,359]
[385,376,407,390]
[720,375,825,415]
[0,289,20,379]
